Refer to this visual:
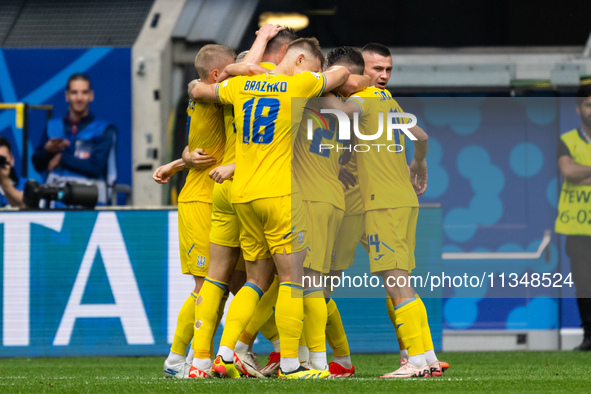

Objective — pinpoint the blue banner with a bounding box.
[0,209,442,357]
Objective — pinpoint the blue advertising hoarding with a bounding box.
[0,208,443,357]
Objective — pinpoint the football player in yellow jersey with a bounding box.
[186,24,295,379]
[230,29,302,377]
[191,37,350,379]
[352,43,442,378]
[153,44,235,379]
[291,46,371,376]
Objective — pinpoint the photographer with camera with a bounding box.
[31,73,116,207]
[0,136,26,208]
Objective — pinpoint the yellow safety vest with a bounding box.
[555,129,591,235]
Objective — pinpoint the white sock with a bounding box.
[334,355,352,369]
[309,351,327,370]
[425,350,437,365]
[247,340,254,352]
[192,357,212,370]
[400,349,409,359]
[409,353,427,368]
[298,345,309,364]
[235,340,249,353]
[167,351,185,364]
[217,345,234,362]
[186,348,194,364]
[272,339,281,353]
[280,357,300,373]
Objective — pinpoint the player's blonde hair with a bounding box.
[194,44,236,79]
[285,37,325,64]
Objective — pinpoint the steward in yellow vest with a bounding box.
[556,84,591,351]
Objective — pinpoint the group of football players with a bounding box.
[153,23,449,379]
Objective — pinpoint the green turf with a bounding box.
[0,352,590,393]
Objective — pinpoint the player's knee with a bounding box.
[228,270,246,295]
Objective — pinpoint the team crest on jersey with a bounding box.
[197,255,206,268]
[298,231,305,243]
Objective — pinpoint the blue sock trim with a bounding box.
[394,297,417,311]
[205,277,228,292]
[303,287,323,296]
[244,282,264,299]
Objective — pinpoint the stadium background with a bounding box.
[1,0,591,358]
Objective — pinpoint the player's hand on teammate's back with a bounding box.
[209,163,235,183]
[185,148,216,169]
[338,167,357,189]
[409,158,428,196]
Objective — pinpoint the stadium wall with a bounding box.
[399,95,581,348]
[0,208,442,357]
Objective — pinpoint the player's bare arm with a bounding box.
[408,125,429,196]
[338,166,357,189]
[321,94,359,116]
[558,155,591,183]
[337,74,371,97]
[182,145,217,169]
[190,80,218,102]
[322,65,350,92]
[209,162,235,184]
[187,79,199,98]
[153,158,185,184]
[218,62,269,82]
[241,23,286,65]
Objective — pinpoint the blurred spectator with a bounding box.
[555,84,591,351]
[32,73,116,206]
[0,136,26,208]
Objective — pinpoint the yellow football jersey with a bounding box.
[293,94,345,210]
[348,87,418,210]
[342,151,365,215]
[260,61,276,70]
[221,104,236,166]
[177,99,226,203]
[216,72,327,203]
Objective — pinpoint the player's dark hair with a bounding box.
[576,84,591,106]
[286,37,325,64]
[0,136,13,158]
[327,46,365,74]
[361,42,391,58]
[265,27,298,55]
[236,50,249,62]
[67,73,91,91]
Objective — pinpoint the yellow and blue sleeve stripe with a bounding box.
[318,73,327,97]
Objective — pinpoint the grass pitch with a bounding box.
[1,351,590,393]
